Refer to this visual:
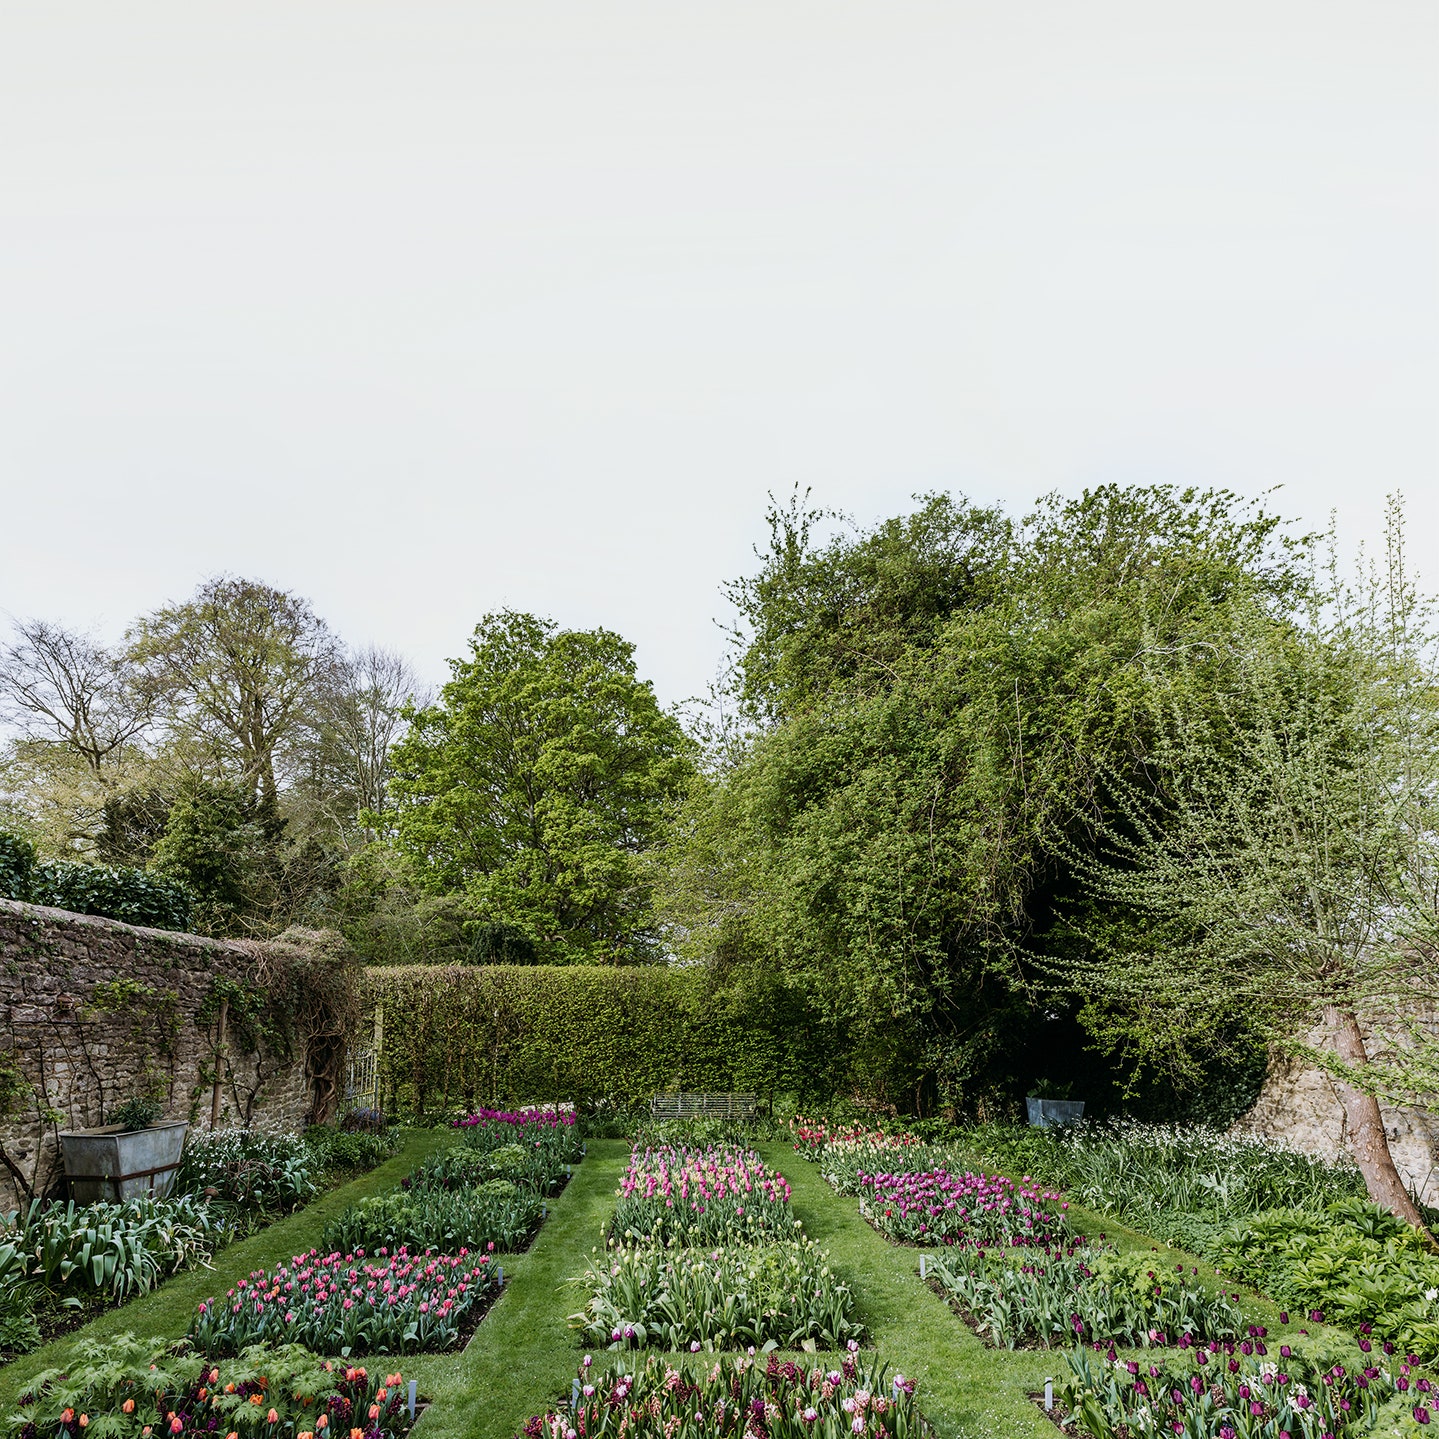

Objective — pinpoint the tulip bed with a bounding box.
[1056,1332,1439,1437]
[188,1247,500,1356]
[452,1108,584,1167]
[609,1147,796,1248]
[855,1169,1070,1249]
[320,1184,543,1257]
[11,1333,421,1439]
[580,1145,862,1353]
[521,1351,929,1439]
[929,1244,1245,1350]
[401,1142,570,1197]
[570,1238,863,1353]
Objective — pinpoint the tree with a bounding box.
[1066,500,1439,1229]
[0,619,150,775]
[128,576,337,814]
[291,645,423,844]
[661,485,1313,1110]
[0,619,152,850]
[387,611,692,962]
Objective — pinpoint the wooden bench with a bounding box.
[649,1092,759,1120]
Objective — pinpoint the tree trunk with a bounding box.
[1323,1004,1432,1234]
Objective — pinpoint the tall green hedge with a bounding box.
[365,964,838,1112]
[0,830,194,932]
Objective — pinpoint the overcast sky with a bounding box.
[1,3,1434,708]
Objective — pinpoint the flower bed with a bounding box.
[12,1333,422,1439]
[189,1247,500,1355]
[402,1142,569,1197]
[611,1146,796,1247]
[930,1243,1245,1350]
[451,1108,583,1163]
[320,1183,544,1257]
[1054,1332,1438,1437]
[790,1116,921,1159]
[520,1352,929,1439]
[570,1239,863,1352]
[954,1120,1366,1255]
[856,1169,1068,1249]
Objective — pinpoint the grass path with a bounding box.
[0,1129,450,1409]
[401,1139,625,1439]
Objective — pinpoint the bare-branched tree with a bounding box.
[0,618,150,775]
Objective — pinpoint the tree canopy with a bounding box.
[661,485,1313,1110]
[385,610,692,962]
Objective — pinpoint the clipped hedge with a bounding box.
[0,830,194,931]
[367,964,834,1112]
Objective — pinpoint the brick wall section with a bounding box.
[0,898,315,1208]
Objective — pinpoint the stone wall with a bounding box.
[0,898,319,1209]
[1232,1013,1439,1207]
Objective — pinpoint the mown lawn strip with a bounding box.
[405,1139,627,1439]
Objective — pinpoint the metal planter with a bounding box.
[1025,1098,1086,1129]
[59,1121,189,1202]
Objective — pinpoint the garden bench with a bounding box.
[649,1092,759,1120]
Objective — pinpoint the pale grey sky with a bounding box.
[1,2,1435,707]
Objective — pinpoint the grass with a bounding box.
[0,1128,450,1408]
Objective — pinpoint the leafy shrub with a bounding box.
[320,1186,543,1257]
[108,1097,164,1132]
[1217,1201,1439,1363]
[175,1130,321,1216]
[402,1142,566,1197]
[610,1146,796,1247]
[571,1239,863,1352]
[6,1196,223,1300]
[303,1124,402,1178]
[951,1121,1366,1245]
[0,1237,40,1357]
[521,1353,927,1439]
[1057,1331,1437,1437]
[855,1169,1069,1249]
[930,1242,1245,1349]
[578,1099,649,1139]
[12,1331,422,1439]
[0,833,34,904]
[0,831,195,931]
[190,1248,499,1356]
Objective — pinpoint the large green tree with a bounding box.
[386,611,692,962]
[661,486,1311,1110]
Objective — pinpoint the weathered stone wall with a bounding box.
[0,898,317,1209]
[1232,1012,1439,1207]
